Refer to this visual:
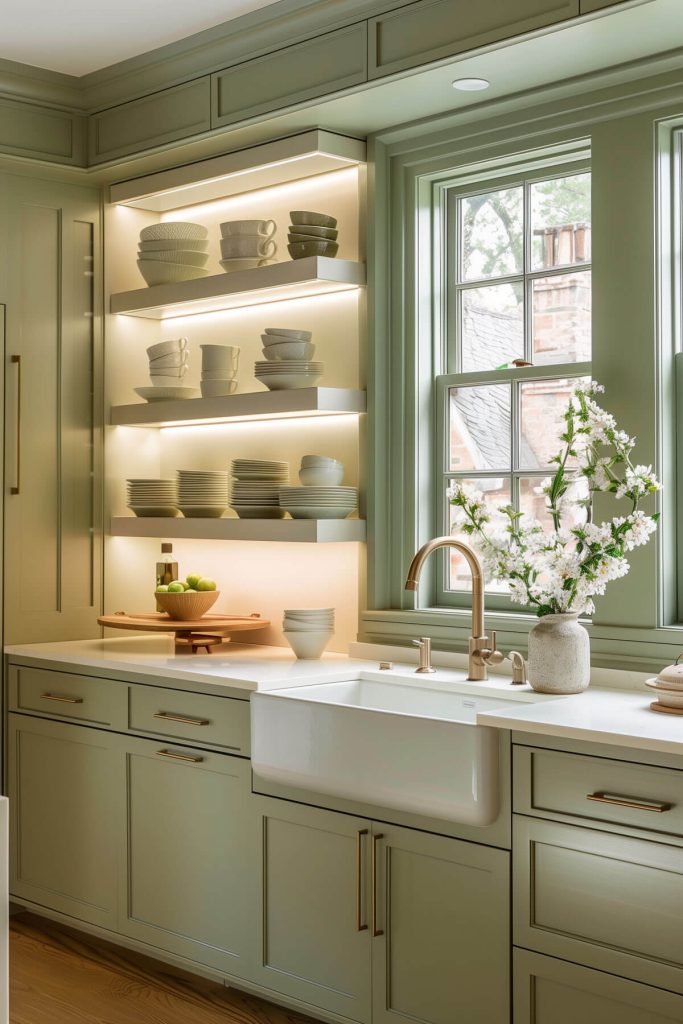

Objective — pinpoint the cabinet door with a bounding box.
[580,0,627,10]
[253,796,372,1022]
[514,948,683,1023]
[8,713,120,929]
[372,824,509,1024]
[120,736,254,979]
[1,173,103,643]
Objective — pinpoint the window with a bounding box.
[437,165,592,602]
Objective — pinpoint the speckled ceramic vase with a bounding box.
[527,612,590,694]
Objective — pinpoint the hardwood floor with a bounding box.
[10,912,320,1024]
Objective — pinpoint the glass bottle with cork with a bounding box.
[156,543,178,611]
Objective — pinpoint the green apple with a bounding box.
[181,581,191,591]
[197,578,217,592]
[185,588,198,593]
[155,584,169,593]
[168,581,185,593]
[186,573,202,589]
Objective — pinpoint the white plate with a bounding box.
[177,471,228,478]
[177,506,228,518]
[281,507,355,519]
[135,386,200,402]
[128,507,179,517]
[140,222,207,242]
[233,508,287,519]
[219,258,277,273]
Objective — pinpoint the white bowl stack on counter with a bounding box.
[219,219,277,273]
[134,338,201,403]
[256,327,323,390]
[283,607,335,659]
[279,455,357,519]
[200,344,240,398]
[287,211,339,260]
[137,222,210,286]
[127,479,178,518]
[298,454,344,486]
[229,460,289,519]
[176,470,229,519]
[645,662,683,714]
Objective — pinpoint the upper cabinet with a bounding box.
[580,0,629,10]
[0,98,86,166]
[211,23,367,129]
[369,0,580,78]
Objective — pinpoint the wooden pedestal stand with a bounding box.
[97,612,270,654]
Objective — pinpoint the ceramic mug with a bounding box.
[200,344,241,371]
[219,219,276,238]
[220,236,277,259]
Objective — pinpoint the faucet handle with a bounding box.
[481,630,504,666]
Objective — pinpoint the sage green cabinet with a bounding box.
[514,948,683,1023]
[580,0,628,10]
[0,97,86,165]
[1,174,102,644]
[211,23,367,129]
[8,713,120,929]
[368,0,579,79]
[372,823,509,1024]
[120,736,254,978]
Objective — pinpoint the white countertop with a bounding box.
[5,636,683,756]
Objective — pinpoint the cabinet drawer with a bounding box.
[514,948,683,1023]
[513,745,683,839]
[9,665,127,728]
[369,0,579,79]
[514,816,683,994]
[211,23,367,129]
[128,685,250,755]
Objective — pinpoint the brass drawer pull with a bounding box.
[40,693,84,705]
[587,791,672,813]
[372,833,384,937]
[156,749,204,764]
[356,829,368,932]
[154,711,210,727]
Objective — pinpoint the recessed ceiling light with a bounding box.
[452,78,490,91]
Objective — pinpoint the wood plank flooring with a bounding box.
[10,912,320,1024]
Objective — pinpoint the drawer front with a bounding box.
[88,77,211,164]
[9,665,127,728]
[514,816,683,994]
[128,685,250,755]
[369,0,579,79]
[514,948,683,1023]
[513,745,683,839]
[211,23,367,129]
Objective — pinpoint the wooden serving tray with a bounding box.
[98,611,269,654]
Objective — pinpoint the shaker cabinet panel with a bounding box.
[514,948,683,1023]
[580,0,628,10]
[8,714,120,928]
[0,98,85,165]
[373,824,509,1024]
[88,77,211,164]
[369,0,579,79]
[211,23,367,129]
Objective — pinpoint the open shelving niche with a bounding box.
[109,130,367,545]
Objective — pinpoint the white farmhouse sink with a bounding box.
[251,673,532,826]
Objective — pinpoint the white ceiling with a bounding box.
[0,0,285,76]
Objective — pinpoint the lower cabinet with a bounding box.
[514,948,683,1023]
[252,796,510,1024]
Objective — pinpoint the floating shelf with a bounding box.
[111,387,366,427]
[111,517,366,543]
[110,257,365,319]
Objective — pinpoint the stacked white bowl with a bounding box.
[256,327,322,390]
[283,608,335,659]
[176,470,229,518]
[287,210,339,260]
[219,219,277,273]
[200,344,240,398]
[135,338,199,402]
[127,479,178,518]
[645,663,683,712]
[278,485,358,520]
[229,460,289,519]
[298,455,344,486]
[137,222,210,286]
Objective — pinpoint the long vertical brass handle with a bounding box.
[356,829,368,932]
[372,833,384,937]
[10,355,20,495]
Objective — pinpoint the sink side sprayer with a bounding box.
[405,536,504,681]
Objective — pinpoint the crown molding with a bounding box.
[0,56,84,111]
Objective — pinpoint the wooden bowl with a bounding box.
[155,590,219,620]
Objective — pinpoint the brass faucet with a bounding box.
[405,536,503,681]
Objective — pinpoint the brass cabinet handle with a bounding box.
[587,791,672,813]
[156,749,204,764]
[153,711,210,726]
[356,829,368,932]
[40,693,84,705]
[10,354,20,495]
[372,833,384,937]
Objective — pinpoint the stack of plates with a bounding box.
[176,470,229,518]
[283,607,335,659]
[230,460,289,519]
[278,486,358,520]
[254,360,323,391]
[645,664,683,712]
[137,223,210,287]
[127,479,178,518]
